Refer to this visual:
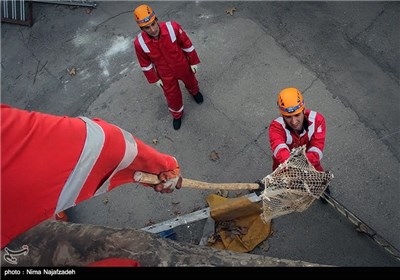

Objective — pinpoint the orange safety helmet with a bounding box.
[277,87,305,116]
[133,4,156,27]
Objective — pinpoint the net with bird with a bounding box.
[259,145,334,222]
[135,145,334,224]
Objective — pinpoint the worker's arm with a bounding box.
[268,119,291,164]
[133,36,159,83]
[133,138,182,193]
[306,112,326,169]
[173,21,200,66]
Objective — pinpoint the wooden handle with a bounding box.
[134,171,162,184]
[134,171,260,190]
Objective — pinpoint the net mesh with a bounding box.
[260,145,334,223]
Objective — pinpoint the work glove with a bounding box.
[154,167,182,193]
[155,79,163,88]
[254,179,266,196]
[190,64,198,74]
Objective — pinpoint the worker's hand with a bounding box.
[133,158,182,194]
[190,64,198,74]
[155,79,163,88]
[154,168,182,193]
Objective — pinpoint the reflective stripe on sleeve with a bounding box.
[141,63,153,71]
[273,143,290,158]
[166,21,176,43]
[94,128,138,196]
[55,117,105,213]
[182,46,194,52]
[308,146,323,160]
[138,33,150,53]
[276,117,293,145]
[307,110,317,140]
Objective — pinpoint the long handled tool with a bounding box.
[134,171,261,191]
[134,171,265,221]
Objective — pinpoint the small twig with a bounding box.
[94,10,131,31]
[33,60,40,85]
[39,60,48,72]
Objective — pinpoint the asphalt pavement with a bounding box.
[1,1,399,266]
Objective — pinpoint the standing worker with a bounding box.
[268,88,327,172]
[1,104,182,250]
[133,4,204,130]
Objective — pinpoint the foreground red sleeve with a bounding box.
[109,135,178,190]
[87,258,140,267]
[1,104,86,249]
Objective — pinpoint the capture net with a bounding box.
[259,145,334,223]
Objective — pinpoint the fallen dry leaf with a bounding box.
[102,198,109,204]
[209,150,220,161]
[226,7,236,16]
[192,206,201,212]
[207,234,219,244]
[145,219,155,226]
[67,67,76,76]
[259,240,270,251]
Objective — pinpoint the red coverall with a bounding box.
[134,21,200,119]
[1,104,178,249]
[268,109,326,171]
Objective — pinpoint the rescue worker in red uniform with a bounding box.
[133,4,203,130]
[268,88,326,172]
[1,104,183,251]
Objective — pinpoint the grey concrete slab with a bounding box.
[1,1,399,266]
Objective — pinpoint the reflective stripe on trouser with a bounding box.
[55,117,138,213]
[162,71,199,119]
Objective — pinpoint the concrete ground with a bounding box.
[1,1,399,266]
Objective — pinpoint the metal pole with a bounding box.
[3,0,8,19]
[12,0,16,20]
[21,0,25,21]
[321,192,400,262]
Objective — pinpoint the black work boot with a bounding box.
[193,92,203,104]
[173,117,182,130]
